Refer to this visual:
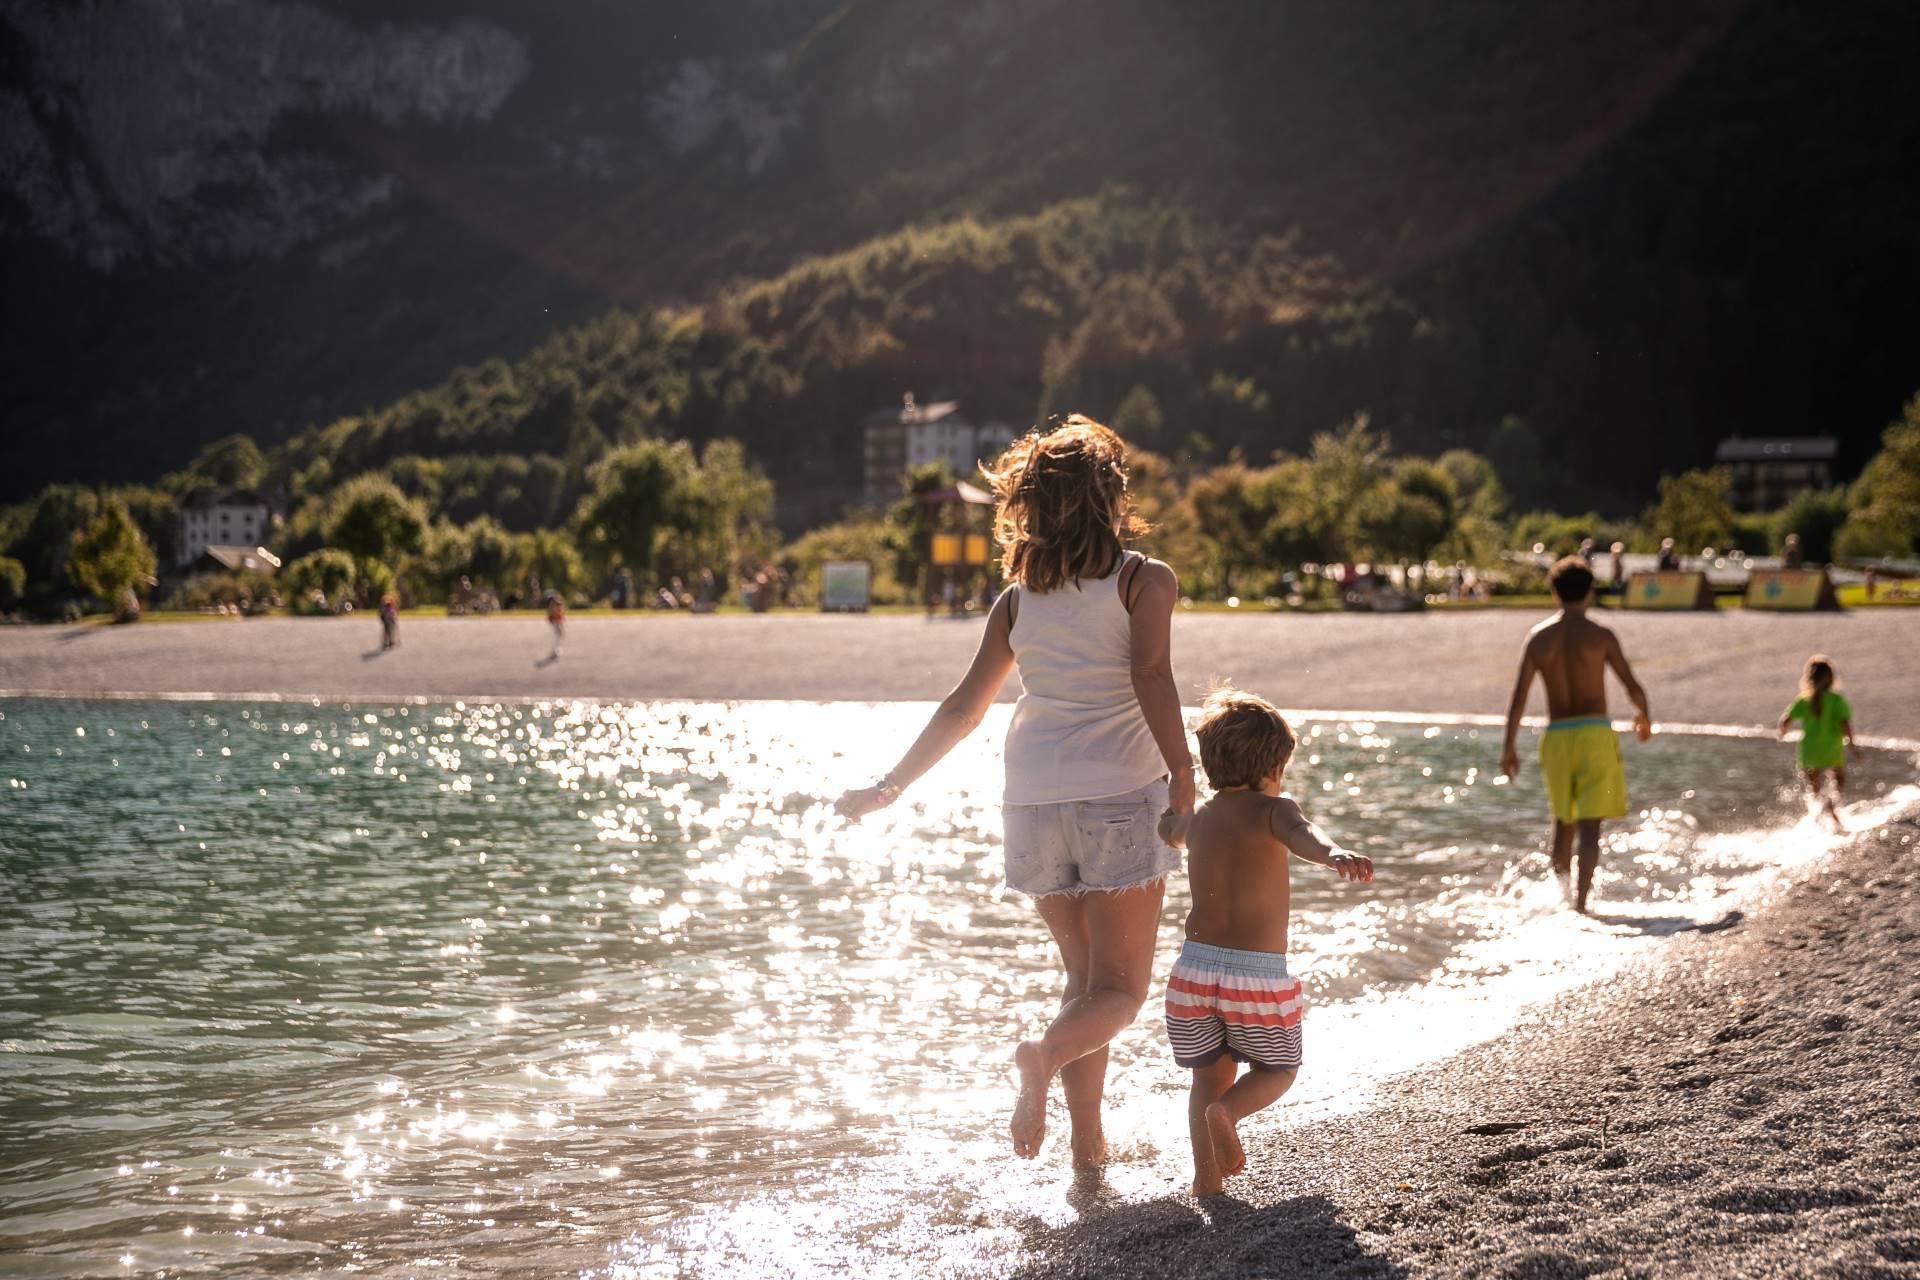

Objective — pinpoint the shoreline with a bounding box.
[4,610,1917,738]
[1010,803,1920,1279]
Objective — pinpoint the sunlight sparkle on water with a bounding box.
[0,697,1910,1277]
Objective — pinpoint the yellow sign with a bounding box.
[930,533,964,567]
[1745,569,1838,610]
[1625,571,1714,610]
[964,533,990,566]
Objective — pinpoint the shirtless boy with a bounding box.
[1499,556,1653,913]
[1160,688,1373,1197]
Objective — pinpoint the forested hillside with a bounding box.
[6,0,1920,510]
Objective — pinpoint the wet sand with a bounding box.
[1009,810,1920,1279]
[1,608,1916,738]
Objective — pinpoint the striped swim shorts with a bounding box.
[1163,939,1304,1072]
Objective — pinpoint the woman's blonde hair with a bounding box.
[982,415,1147,592]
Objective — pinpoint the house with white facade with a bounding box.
[862,393,1015,501]
[176,488,275,568]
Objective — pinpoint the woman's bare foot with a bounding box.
[1069,1125,1108,1170]
[1203,1102,1245,1176]
[1010,1040,1049,1159]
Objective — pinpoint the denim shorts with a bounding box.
[1002,778,1181,896]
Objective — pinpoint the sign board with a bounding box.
[1745,568,1840,611]
[820,560,872,612]
[930,533,964,567]
[964,533,991,566]
[1624,571,1715,610]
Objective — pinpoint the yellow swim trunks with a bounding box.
[1538,717,1626,823]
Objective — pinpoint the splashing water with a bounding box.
[0,698,1910,1277]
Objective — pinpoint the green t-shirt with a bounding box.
[1784,692,1852,768]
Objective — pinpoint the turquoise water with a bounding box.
[0,698,1907,1277]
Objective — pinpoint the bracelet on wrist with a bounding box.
[875,776,903,801]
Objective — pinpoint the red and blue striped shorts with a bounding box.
[1164,940,1304,1072]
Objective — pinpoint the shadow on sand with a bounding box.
[1586,908,1744,937]
[1009,1177,1406,1280]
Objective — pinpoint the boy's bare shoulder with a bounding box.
[1266,794,1311,830]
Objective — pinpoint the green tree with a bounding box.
[1188,462,1267,596]
[661,439,776,578]
[284,549,357,610]
[573,438,702,579]
[1110,385,1167,452]
[187,434,268,489]
[1305,416,1390,564]
[327,475,428,564]
[1644,468,1735,554]
[1771,488,1849,565]
[0,555,25,606]
[1362,458,1458,576]
[1835,394,1920,559]
[1250,457,1324,590]
[779,517,907,606]
[520,528,588,598]
[1484,415,1548,510]
[6,486,100,603]
[66,500,157,617]
[116,486,181,568]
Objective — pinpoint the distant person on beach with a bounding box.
[1499,557,1653,913]
[546,592,566,659]
[1778,655,1860,830]
[1781,533,1805,569]
[1608,541,1626,592]
[835,416,1195,1170]
[1656,537,1679,572]
[1159,688,1373,1197]
[378,594,399,650]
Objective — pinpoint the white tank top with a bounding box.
[1002,551,1168,804]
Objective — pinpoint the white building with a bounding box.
[177,488,274,568]
[863,393,1015,501]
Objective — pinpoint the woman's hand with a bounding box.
[1168,765,1196,821]
[835,786,896,823]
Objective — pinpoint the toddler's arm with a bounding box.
[1843,717,1862,762]
[1268,797,1373,882]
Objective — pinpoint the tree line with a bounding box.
[8,390,1913,619]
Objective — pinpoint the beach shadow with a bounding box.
[1008,1188,1406,1280]
[534,654,560,668]
[1586,908,1744,936]
[55,626,99,644]
[361,648,387,661]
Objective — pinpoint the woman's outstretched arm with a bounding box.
[835,590,1017,821]
[1128,559,1196,822]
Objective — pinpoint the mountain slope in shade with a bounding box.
[5,0,1919,508]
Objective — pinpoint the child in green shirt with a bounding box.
[1777,655,1861,830]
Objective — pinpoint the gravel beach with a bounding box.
[1009,810,1920,1280]
[1,608,1916,739]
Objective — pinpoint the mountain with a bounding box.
[6,0,1919,512]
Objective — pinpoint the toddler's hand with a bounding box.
[834,787,894,822]
[1329,851,1373,882]
[1498,747,1520,780]
[1158,809,1191,850]
[1633,712,1653,743]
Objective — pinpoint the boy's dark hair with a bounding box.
[1548,556,1595,603]
[1195,687,1296,789]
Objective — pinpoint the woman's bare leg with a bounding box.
[1012,881,1165,1160]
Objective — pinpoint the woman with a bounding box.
[836,416,1194,1167]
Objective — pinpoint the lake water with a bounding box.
[1,698,1911,1278]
